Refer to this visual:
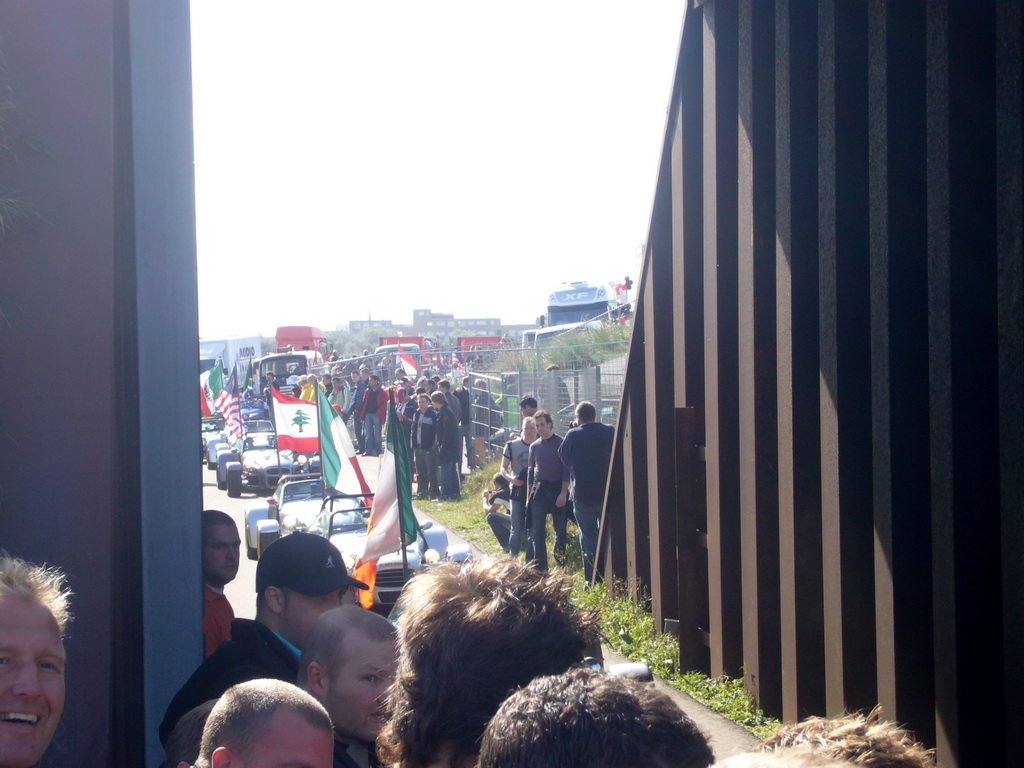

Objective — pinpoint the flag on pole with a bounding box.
[353,393,417,608]
[450,353,466,379]
[201,362,224,417]
[222,370,244,444]
[213,364,234,415]
[398,351,419,378]
[316,386,371,496]
[243,358,255,391]
[271,387,319,452]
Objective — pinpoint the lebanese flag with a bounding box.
[316,386,371,497]
[352,394,417,608]
[271,387,319,452]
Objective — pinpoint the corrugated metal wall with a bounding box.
[596,3,1022,766]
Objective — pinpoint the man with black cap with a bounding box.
[159,532,368,745]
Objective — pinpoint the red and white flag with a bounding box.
[399,352,419,378]
[271,387,319,452]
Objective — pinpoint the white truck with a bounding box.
[199,335,262,382]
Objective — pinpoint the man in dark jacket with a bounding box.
[455,377,474,470]
[559,401,615,582]
[410,393,439,499]
[349,368,370,454]
[159,533,368,745]
[432,392,461,500]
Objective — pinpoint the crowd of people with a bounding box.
[1,549,937,768]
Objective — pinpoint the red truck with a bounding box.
[276,326,327,363]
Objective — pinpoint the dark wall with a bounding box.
[0,2,201,765]
[598,3,1023,766]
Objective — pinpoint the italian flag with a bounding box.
[353,392,418,608]
[271,387,319,452]
[316,386,371,497]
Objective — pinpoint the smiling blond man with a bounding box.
[0,554,73,768]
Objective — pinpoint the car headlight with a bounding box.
[342,552,357,571]
[423,548,440,565]
[281,514,297,531]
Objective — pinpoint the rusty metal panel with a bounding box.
[868,1,934,745]
[702,0,744,679]
[646,165,681,627]
[602,1,1022,760]
[775,0,826,722]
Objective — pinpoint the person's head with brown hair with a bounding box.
[378,557,601,768]
[196,679,332,768]
[162,699,216,768]
[478,667,714,768]
[759,707,935,768]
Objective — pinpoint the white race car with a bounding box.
[311,492,472,607]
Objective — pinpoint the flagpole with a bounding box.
[391,390,411,585]
[315,377,325,502]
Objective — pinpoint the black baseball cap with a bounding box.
[256,532,369,595]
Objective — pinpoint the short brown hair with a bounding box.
[574,401,597,423]
[430,392,447,406]
[478,668,714,768]
[378,557,600,768]
[198,679,331,763]
[0,553,73,635]
[760,707,935,768]
[162,699,216,768]
[533,410,553,426]
[298,605,396,685]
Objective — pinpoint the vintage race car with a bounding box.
[311,492,473,607]
[222,433,299,498]
[243,475,325,559]
[201,417,226,463]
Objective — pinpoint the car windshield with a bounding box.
[246,421,274,433]
[244,434,276,451]
[282,481,322,503]
[324,509,367,534]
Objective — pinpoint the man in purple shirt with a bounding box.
[526,410,570,571]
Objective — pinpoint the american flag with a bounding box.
[215,369,244,443]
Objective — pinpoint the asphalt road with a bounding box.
[201,452,475,619]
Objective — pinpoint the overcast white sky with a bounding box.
[191,1,686,337]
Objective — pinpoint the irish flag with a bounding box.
[271,387,319,452]
[316,386,371,496]
[353,392,418,608]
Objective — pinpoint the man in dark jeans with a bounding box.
[559,401,615,582]
[432,391,461,500]
[526,410,569,571]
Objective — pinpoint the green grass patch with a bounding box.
[420,482,779,739]
[572,580,780,739]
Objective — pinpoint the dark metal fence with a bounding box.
[596,3,1022,766]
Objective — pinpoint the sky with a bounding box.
[191,1,687,338]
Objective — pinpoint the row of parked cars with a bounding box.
[201,414,472,608]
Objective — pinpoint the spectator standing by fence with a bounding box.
[559,401,614,582]
[500,416,538,559]
[455,376,474,470]
[432,391,461,499]
[526,410,570,570]
[411,393,439,500]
